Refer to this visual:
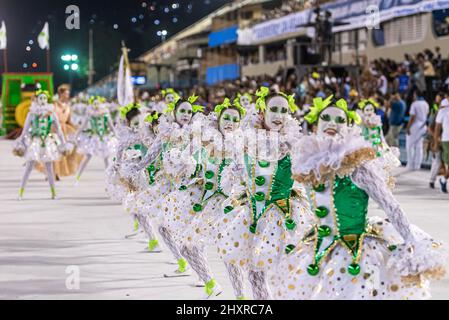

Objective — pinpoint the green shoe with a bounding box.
[203,279,223,299]
[50,187,57,199]
[18,188,25,200]
[148,239,159,251]
[178,258,188,273]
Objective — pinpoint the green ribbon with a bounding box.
[305,95,361,125]
[216,97,246,117]
[145,112,159,124]
[119,103,141,119]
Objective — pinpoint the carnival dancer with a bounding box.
[105,103,162,251]
[213,87,315,300]
[133,94,205,279]
[357,98,401,188]
[164,97,249,299]
[12,90,71,200]
[154,88,180,114]
[73,96,118,182]
[270,95,446,300]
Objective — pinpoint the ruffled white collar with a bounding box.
[292,126,374,184]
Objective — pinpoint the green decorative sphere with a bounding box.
[258,160,270,168]
[254,192,265,202]
[315,206,329,218]
[285,244,296,254]
[193,204,203,212]
[255,176,266,186]
[205,182,214,190]
[205,170,214,179]
[318,225,331,237]
[307,264,319,276]
[285,219,296,230]
[249,223,257,234]
[313,184,326,192]
[179,185,187,191]
[348,263,360,276]
[224,206,234,214]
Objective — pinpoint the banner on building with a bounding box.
[238,0,449,45]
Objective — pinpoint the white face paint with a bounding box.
[34,94,53,115]
[165,94,175,104]
[264,96,289,131]
[175,102,193,126]
[219,108,240,135]
[93,99,101,110]
[363,104,375,118]
[317,107,348,138]
[240,95,251,108]
[37,94,48,106]
[129,115,141,132]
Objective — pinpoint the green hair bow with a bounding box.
[255,86,270,112]
[161,88,180,100]
[255,86,297,113]
[88,96,106,105]
[118,103,141,119]
[358,98,380,110]
[144,112,159,124]
[188,94,204,113]
[35,89,52,102]
[216,97,246,117]
[305,95,361,125]
[236,92,253,104]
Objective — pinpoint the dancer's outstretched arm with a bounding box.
[352,162,413,241]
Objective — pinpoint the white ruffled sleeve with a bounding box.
[352,161,447,279]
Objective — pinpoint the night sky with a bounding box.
[0,0,231,91]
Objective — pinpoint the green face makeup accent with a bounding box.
[219,108,241,134]
[336,116,347,124]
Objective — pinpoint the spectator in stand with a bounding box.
[406,90,430,171]
[386,92,406,147]
[429,93,447,189]
[435,97,449,193]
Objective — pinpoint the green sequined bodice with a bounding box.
[333,175,369,236]
[31,115,52,139]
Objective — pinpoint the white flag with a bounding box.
[117,50,134,106]
[0,21,6,50]
[38,22,50,50]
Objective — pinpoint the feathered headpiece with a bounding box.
[118,103,141,119]
[305,95,361,125]
[216,97,246,117]
[255,86,298,113]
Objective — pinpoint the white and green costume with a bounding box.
[271,127,447,299]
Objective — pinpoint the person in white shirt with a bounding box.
[435,97,449,193]
[405,90,429,170]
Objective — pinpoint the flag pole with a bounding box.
[2,48,7,73]
[46,48,51,72]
